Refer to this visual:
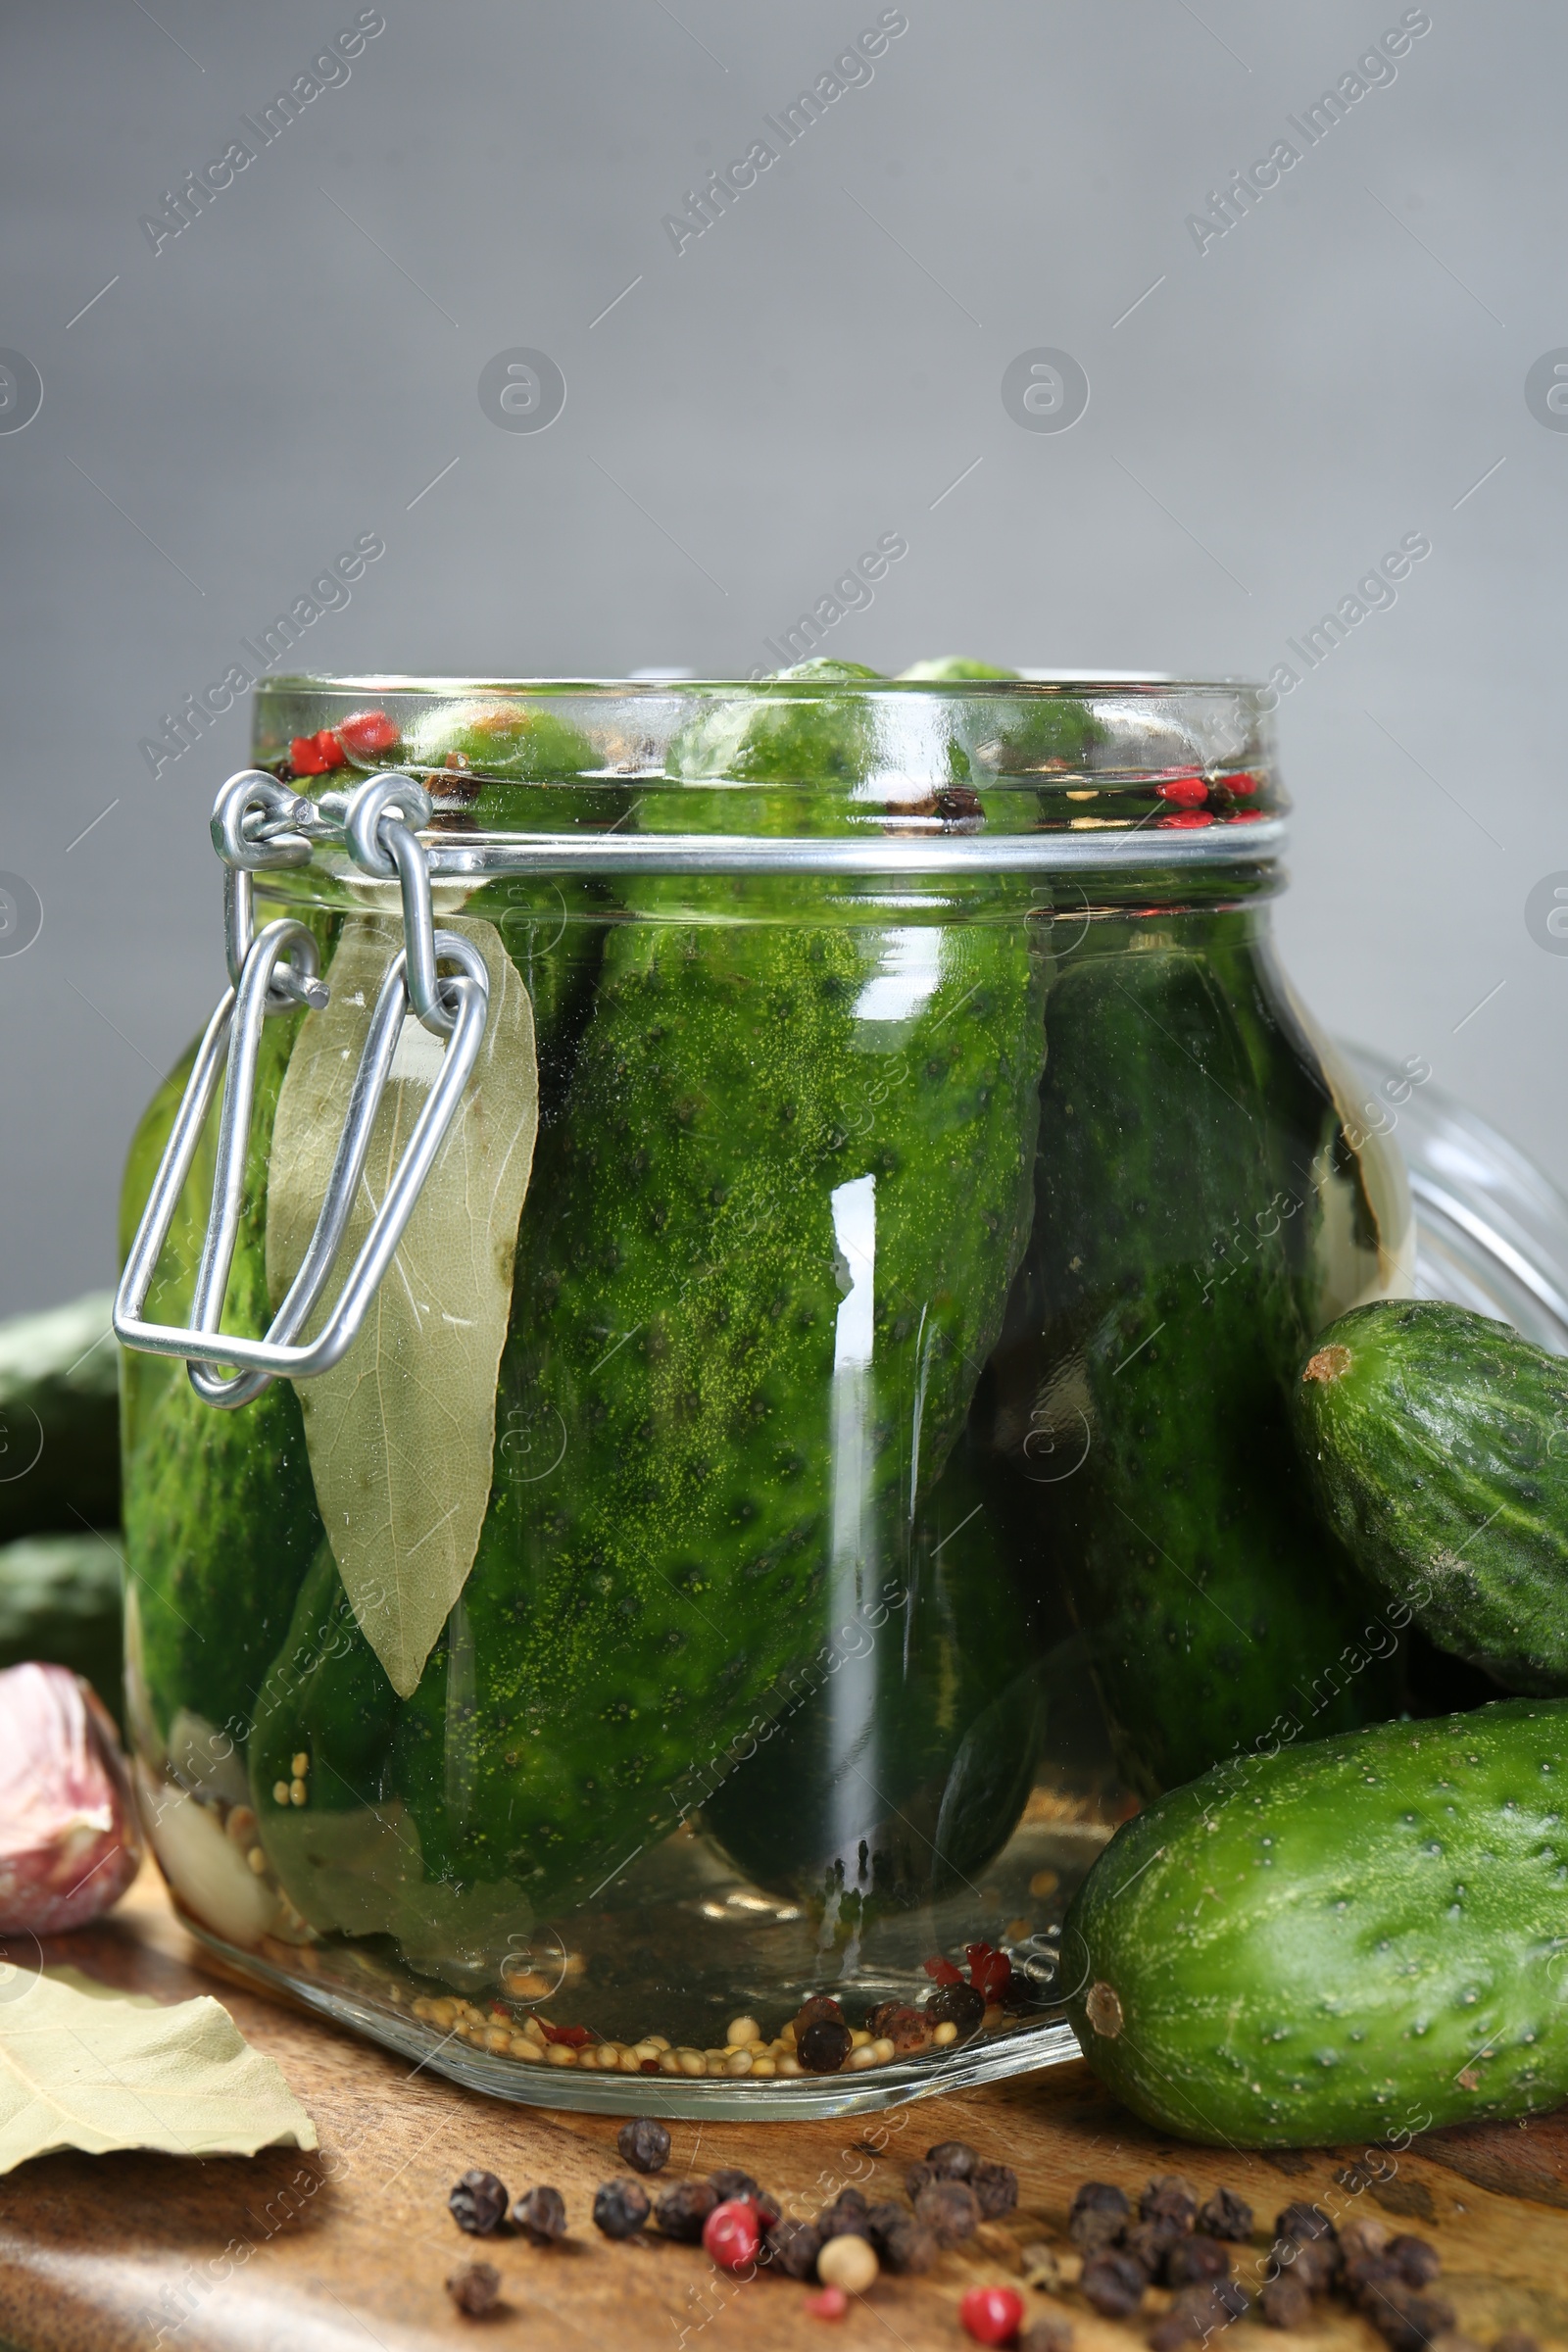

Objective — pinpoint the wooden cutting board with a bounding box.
[1,1863,1565,2352]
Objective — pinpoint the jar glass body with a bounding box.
[119,675,1413,2113]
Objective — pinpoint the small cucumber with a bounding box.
[1296,1299,1568,1694]
[0,1531,124,1725]
[1063,1695,1568,2145]
[0,1293,120,1541]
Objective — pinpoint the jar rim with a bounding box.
[248,673,1283,885]
[261,670,1263,698]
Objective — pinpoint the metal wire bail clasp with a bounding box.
[113,768,492,1409]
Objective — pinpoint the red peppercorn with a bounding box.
[337,708,401,760]
[808,2285,849,2321]
[1228,769,1259,794]
[703,2198,762,2273]
[1157,811,1214,829]
[960,2283,1026,2345]
[922,1955,963,1985]
[1156,774,1208,808]
[289,730,346,776]
[539,2022,592,2046]
[965,1941,1013,2003]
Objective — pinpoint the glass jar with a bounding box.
[116,671,1414,2116]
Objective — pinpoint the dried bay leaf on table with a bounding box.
[267,914,538,1699]
[0,1963,316,2170]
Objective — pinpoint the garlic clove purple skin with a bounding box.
[0,1662,142,1935]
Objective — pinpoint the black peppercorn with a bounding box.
[446,2259,501,2317]
[1166,2235,1231,2288]
[655,2179,718,2242]
[972,2161,1019,2220]
[710,2167,767,2207]
[1081,2250,1148,2320]
[861,2200,907,2253]
[1276,2201,1336,2247]
[765,2217,823,2280]
[1386,2235,1442,2288]
[1068,2180,1131,2255]
[913,2178,980,2245]
[923,1981,985,2037]
[868,2001,928,2052]
[511,2184,567,2243]
[1363,2280,1456,2352]
[799,2018,854,2073]
[905,2160,937,2202]
[1140,2175,1199,2234]
[593,2179,651,2240]
[1124,2222,1181,2282]
[816,2186,870,2239]
[878,2218,937,2275]
[1261,2275,1312,2330]
[1274,2235,1340,2295]
[1155,2280,1248,2345]
[1019,2319,1074,2352]
[449,2169,510,2236]
[1197,2185,1253,2242]
[617,2117,671,2175]
[1347,2254,1403,2306]
[925,2138,980,2180]
[794,1993,845,2033]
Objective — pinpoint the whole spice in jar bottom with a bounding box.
[409,1972,1025,2079]
[799,2019,855,2074]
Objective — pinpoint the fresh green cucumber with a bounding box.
[1063,1694,1568,2145]
[1297,1298,1568,1695]
[119,1012,329,1760]
[0,1530,124,1724]
[251,675,1050,1953]
[0,1293,120,1541]
[980,938,1400,1798]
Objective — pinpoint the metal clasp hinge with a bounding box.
[113,769,491,1409]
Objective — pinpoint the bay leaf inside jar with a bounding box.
[266,913,538,1698]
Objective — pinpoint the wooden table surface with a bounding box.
[2,1863,1566,2352]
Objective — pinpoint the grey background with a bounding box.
[0,0,1561,1316]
